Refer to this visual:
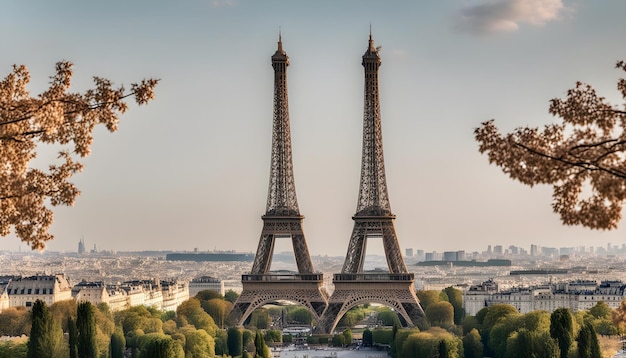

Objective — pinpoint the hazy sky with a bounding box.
[2,0,626,256]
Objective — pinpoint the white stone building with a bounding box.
[7,274,72,308]
[72,281,109,305]
[463,279,626,315]
[189,276,224,297]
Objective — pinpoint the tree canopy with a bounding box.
[475,61,626,229]
[0,61,157,249]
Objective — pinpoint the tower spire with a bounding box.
[278,27,283,53]
[368,25,375,53]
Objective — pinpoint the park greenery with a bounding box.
[0,286,624,357]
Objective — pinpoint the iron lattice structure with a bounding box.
[252,34,314,275]
[231,35,327,327]
[320,34,425,333]
[343,33,407,275]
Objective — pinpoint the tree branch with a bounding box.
[0,90,137,127]
[0,129,47,141]
[515,142,626,179]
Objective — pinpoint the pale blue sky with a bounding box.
[2,0,626,255]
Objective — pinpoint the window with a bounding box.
[27,289,31,294]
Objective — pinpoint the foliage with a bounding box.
[254,331,270,358]
[248,309,270,330]
[506,328,560,358]
[49,299,77,331]
[337,305,367,328]
[594,318,619,336]
[0,307,30,336]
[161,310,176,323]
[77,301,98,358]
[550,308,574,358]
[400,327,462,358]
[0,61,157,249]
[180,325,216,358]
[109,330,125,358]
[287,306,312,325]
[264,329,282,345]
[486,311,554,358]
[0,340,27,358]
[214,329,228,356]
[372,328,393,345]
[612,299,626,333]
[475,61,626,229]
[391,328,420,357]
[224,290,239,303]
[416,290,442,311]
[376,307,400,326]
[477,304,519,357]
[202,298,232,328]
[589,301,612,320]
[27,300,65,358]
[115,305,163,337]
[226,327,242,357]
[443,286,465,324]
[195,290,223,301]
[242,329,255,354]
[176,298,217,336]
[438,339,449,358]
[306,335,319,345]
[342,329,352,346]
[362,328,373,346]
[68,316,78,358]
[463,328,483,358]
[425,301,454,328]
[577,321,602,358]
[331,334,345,347]
[461,315,479,335]
[136,333,184,358]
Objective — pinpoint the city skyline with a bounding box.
[2,1,626,255]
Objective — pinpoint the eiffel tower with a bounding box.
[319,32,425,334]
[230,34,328,327]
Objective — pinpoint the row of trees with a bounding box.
[4,285,626,357]
[0,288,298,358]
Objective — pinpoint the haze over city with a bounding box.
[2,0,626,255]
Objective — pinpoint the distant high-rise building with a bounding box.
[456,250,466,261]
[405,248,413,257]
[443,251,457,261]
[493,245,503,255]
[416,250,425,261]
[487,245,492,254]
[78,238,85,255]
[509,245,518,255]
[530,244,538,256]
[425,252,434,261]
[542,247,558,257]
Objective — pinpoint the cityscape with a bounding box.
[3,1,626,357]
